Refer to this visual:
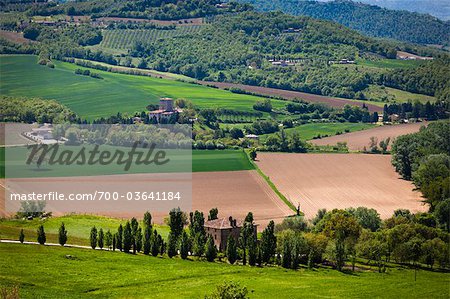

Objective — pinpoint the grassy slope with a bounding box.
[0,243,448,298]
[0,215,170,246]
[192,150,254,172]
[0,55,286,120]
[259,123,376,142]
[363,85,436,104]
[357,59,425,69]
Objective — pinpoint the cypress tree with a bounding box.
[143,226,151,255]
[90,226,97,249]
[117,224,123,251]
[226,236,237,265]
[136,227,143,253]
[112,234,116,251]
[123,221,132,253]
[167,232,178,258]
[282,238,292,269]
[261,220,277,264]
[248,237,257,266]
[205,235,217,262]
[37,225,46,245]
[151,230,160,257]
[180,231,190,259]
[58,222,68,246]
[98,228,104,249]
[159,235,165,256]
[105,230,113,250]
[143,211,152,229]
[19,229,25,243]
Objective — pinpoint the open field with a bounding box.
[0,169,291,228]
[0,30,35,44]
[255,153,426,219]
[310,122,427,151]
[199,81,384,112]
[0,243,448,298]
[0,55,286,120]
[357,58,425,69]
[362,85,436,104]
[260,123,376,142]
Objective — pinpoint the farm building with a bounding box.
[205,217,257,252]
[148,98,181,122]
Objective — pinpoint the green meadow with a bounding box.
[0,243,448,298]
[1,147,254,178]
[357,59,424,69]
[0,55,286,120]
[363,85,436,104]
[260,122,376,142]
[0,214,170,246]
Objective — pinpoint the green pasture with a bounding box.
[260,122,376,142]
[362,85,436,104]
[0,55,286,120]
[357,59,425,69]
[0,243,448,298]
[0,214,170,246]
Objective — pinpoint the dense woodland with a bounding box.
[236,0,450,45]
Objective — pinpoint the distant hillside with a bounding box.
[355,0,450,21]
[234,0,450,45]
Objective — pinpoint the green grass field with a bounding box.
[362,85,436,104]
[357,59,425,69]
[0,215,170,246]
[0,243,448,298]
[260,123,376,142]
[0,55,286,120]
[1,147,254,178]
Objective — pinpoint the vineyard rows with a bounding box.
[100,26,202,49]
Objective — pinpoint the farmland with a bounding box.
[259,122,376,142]
[199,81,384,112]
[99,27,202,50]
[361,85,436,104]
[310,122,427,151]
[0,55,286,120]
[0,243,448,298]
[255,153,427,219]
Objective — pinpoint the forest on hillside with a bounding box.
[235,0,450,45]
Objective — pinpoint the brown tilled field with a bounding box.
[256,153,426,219]
[0,30,35,44]
[0,171,293,228]
[310,122,427,151]
[197,81,382,112]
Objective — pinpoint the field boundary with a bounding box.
[245,150,296,212]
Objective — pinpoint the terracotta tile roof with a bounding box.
[204,217,245,229]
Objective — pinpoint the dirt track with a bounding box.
[197,81,382,112]
[256,153,426,219]
[310,122,427,151]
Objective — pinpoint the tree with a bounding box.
[58,222,67,246]
[347,207,381,232]
[167,232,178,258]
[123,222,133,253]
[37,225,46,245]
[240,213,254,265]
[19,229,25,244]
[98,228,104,249]
[117,224,123,251]
[421,238,446,269]
[281,237,292,269]
[169,207,185,240]
[205,281,249,299]
[249,148,257,161]
[136,228,143,253]
[248,237,257,266]
[143,226,152,255]
[180,231,190,259]
[90,226,98,249]
[105,230,113,250]
[208,208,219,221]
[323,210,361,271]
[260,220,277,263]
[226,236,238,264]
[151,230,160,257]
[143,211,152,229]
[230,127,244,139]
[434,199,450,232]
[205,235,217,262]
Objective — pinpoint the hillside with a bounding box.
[234,0,450,45]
